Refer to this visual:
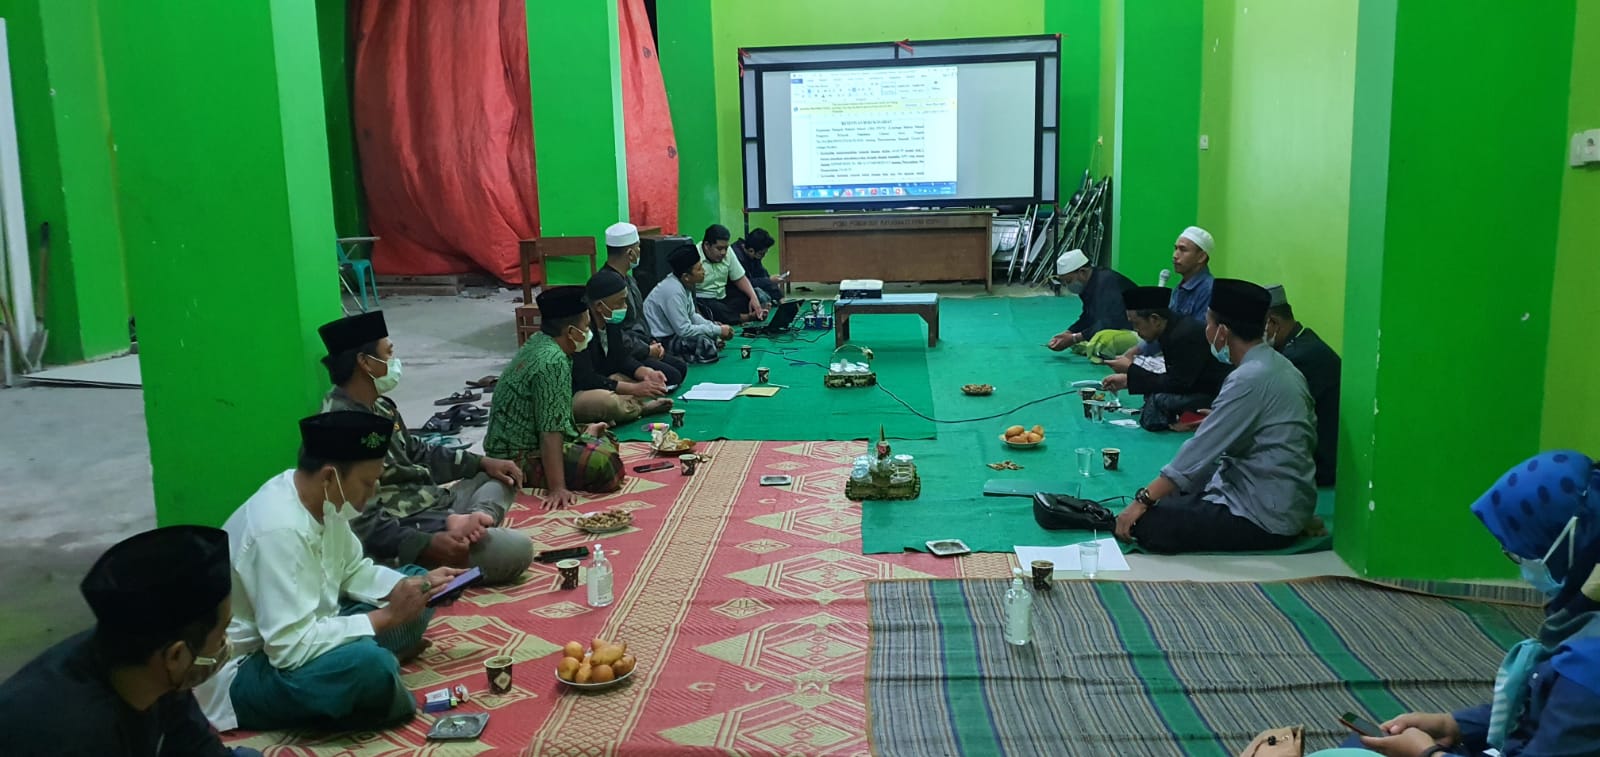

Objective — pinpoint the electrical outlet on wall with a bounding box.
[1199,134,1210,150]
[1571,130,1600,166]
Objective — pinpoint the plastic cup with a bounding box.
[1030,559,1054,590]
[680,454,700,475]
[757,367,770,383]
[1102,448,1121,471]
[741,345,752,359]
[1078,541,1100,579]
[1076,447,1093,477]
[485,655,515,695]
[556,559,580,590]
[669,408,686,428]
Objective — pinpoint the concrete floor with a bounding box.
[0,285,1350,679]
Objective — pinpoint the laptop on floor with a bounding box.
[742,300,802,336]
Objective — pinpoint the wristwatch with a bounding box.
[1135,487,1158,507]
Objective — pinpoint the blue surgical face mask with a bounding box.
[1209,329,1232,365]
[1518,516,1577,599]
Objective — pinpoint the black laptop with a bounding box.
[743,300,802,336]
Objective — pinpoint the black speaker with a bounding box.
[637,235,694,298]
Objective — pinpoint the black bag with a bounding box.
[1032,492,1115,531]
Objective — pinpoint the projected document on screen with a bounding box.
[789,66,958,200]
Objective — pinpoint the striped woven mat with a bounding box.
[866,577,1544,756]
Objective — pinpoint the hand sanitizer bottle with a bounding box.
[587,544,614,607]
[1004,567,1032,646]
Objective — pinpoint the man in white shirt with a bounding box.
[196,412,464,733]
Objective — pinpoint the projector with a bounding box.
[839,279,884,300]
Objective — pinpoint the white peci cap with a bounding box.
[1178,226,1214,254]
[1055,248,1089,275]
[604,222,639,248]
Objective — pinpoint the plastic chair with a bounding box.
[336,237,380,312]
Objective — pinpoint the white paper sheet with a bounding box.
[1015,538,1130,575]
[679,382,749,401]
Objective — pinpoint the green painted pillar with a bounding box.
[316,0,366,238]
[97,0,342,527]
[1339,0,1575,579]
[1045,0,1101,189]
[1109,0,1202,280]
[2,0,130,364]
[528,0,629,286]
[659,0,719,236]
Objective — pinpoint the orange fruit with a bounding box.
[557,657,580,681]
[613,654,636,676]
[562,641,585,660]
[590,664,616,683]
[575,663,592,684]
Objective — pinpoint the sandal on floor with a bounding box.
[422,412,462,435]
[448,404,490,427]
[466,375,499,391]
[434,390,482,407]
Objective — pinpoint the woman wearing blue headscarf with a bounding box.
[1340,450,1600,756]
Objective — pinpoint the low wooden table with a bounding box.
[834,293,940,348]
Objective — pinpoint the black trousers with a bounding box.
[696,291,753,325]
[642,356,686,387]
[1130,490,1297,554]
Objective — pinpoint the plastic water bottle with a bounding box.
[1004,568,1032,646]
[587,543,614,607]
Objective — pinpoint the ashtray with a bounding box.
[427,712,489,741]
[961,384,995,396]
[926,539,972,557]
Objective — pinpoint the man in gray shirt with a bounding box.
[1113,278,1318,553]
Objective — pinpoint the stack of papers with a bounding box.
[1014,539,1131,574]
[679,383,748,401]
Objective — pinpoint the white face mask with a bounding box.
[569,325,593,351]
[1209,328,1232,365]
[366,355,402,394]
[321,470,359,524]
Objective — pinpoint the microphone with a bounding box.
[1158,269,1171,287]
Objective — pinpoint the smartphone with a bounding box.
[426,566,483,606]
[1338,712,1383,738]
[535,546,591,564]
[633,461,674,473]
[759,475,793,486]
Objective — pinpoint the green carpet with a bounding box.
[858,296,1334,555]
[613,313,937,442]
[868,577,1542,756]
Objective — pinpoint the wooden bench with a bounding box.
[834,293,940,348]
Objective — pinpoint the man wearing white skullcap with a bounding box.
[1047,249,1136,352]
[1169,226,1215,324]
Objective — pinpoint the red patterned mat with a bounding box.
[229,441,1007,755]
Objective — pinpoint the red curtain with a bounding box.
[619,0,679,234]
[350,0,678,283]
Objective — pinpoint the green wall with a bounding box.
[528,0,629,285]
[1339,0,1575,578]
[317,0,365,239]
[1542,2,1600,455]
[98,0,344,526]
[1097,0,1118,180]
[1,0,130,364]
[659,0,720,235]
[1046,0,1101,190]
[1108,0,1203,281]
[1196,0,1356,352]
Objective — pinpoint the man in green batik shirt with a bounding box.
[485,286,624,510]
[318,311,533,584]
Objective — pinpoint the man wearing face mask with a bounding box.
[1102,285,1231,432]
[317,312,533,585]
[1262,285,1340,487]
[1047,248,1135,355]
[194,412,464,733]
[0,526,259,756]
[694,223,767,325]
[597,222,688,384]
[485,287,626,510]
[1338,451,1600,757]
[571,272,676,426]
[1112,279,1318,553]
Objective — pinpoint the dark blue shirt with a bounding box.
[1067,268,1135,338]
[1169,266,1214,324]
[1448,655,1600,756]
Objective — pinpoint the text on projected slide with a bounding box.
[789,66,958,200]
